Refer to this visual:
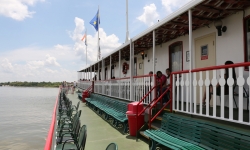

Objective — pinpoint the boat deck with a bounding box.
[66,91,148,150]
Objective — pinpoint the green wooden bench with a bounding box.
[144,113,250,150]
[85,93,128,133]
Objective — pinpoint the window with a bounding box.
[244,16,250,63]
[105,67,107,80]
[99,69,101,80]
[169,41,183,72]
[111,65,115,78]
[134,57,137,76]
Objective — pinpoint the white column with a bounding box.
[110,56,112,95]
[188,9,193,113]
[98,61,100,80]
[125,0,129,43]
[130,39,134,101]
[86,68,88,80]
[90,65,92,81]
[88,67,90,80]
[93,64,96,80]
[102,59,105,80]
[85,70,86,80]
[119,50,121,98]
[152,30,156,100]
[102,58,105,94]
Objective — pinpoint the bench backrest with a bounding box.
[90,94,128,113]
[161,113,250,149]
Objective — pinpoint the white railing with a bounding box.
[93,75,154,104]
[93,78,130,101]
[133,75,153,104]
[94,80,103,94]
[172,62,250,125]
[77,81,92,90]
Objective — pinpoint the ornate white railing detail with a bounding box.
[92,78,130,101]
[94,81,103,94]
[91,75,153,104]
[172,63,250,126]
[133,76,152,104]
[77,81,92,90]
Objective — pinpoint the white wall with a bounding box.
[143,9,250,74]
[108,7,250,78]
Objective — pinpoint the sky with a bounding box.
[0,0,192,82]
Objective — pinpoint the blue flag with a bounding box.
[89,10,100,31]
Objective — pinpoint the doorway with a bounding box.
[195,33,216,105]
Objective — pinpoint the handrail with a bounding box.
[85,85,92,92]
[133,74,154,79]
[148,87,171,129]
[171,70,189,75]
[171,62,250,75]
[44,87,60,150]
[191,62,250,72]
[137,85,158,116]
[93,74,154,82]
[136,74,157,116]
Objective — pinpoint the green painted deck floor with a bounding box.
[66,92,149,150]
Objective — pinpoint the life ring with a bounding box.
[122,62,129,74]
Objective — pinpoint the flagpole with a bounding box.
[125,0,129,43]
[97,5,100,61]
[86,32,87,66]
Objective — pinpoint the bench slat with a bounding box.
[145,113,250,150]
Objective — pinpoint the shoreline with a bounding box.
[0,85,59,88]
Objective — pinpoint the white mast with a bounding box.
[125,0,129,43]
[86,29,87,66]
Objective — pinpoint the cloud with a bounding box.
[44,54,60,67]
[0,16,122,82]
[0,46,78,82]
[161,0,192,15]
[137,3,159,26]
[0,59,74,82]
[0,0,44,21]
[45,68,57,74]
[1,58,14,73]
[27,60,44,69]
[26,54,60,70]
[70,17,121,65]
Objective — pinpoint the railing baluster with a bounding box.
[185,73,189,112]
[176,74,180,111]
[193,72,197,114]
[172,74,176,110]
[181,74,184,111]
[248,66,250,123]
[228,68,234,120]
[205,71,210,116]
[219,69,225,119]
[212,70,217,117]
[199,71,203,115]
[144,79,146,103]
[237,67,244,122]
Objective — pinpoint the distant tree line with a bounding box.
[0,81,61,88]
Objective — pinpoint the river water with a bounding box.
[0,86,58,150]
